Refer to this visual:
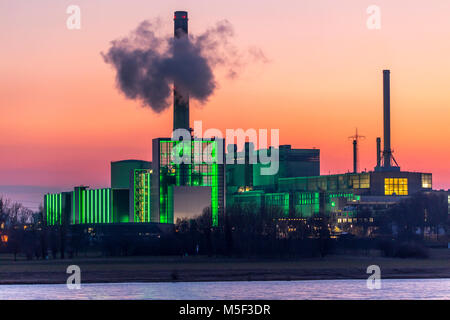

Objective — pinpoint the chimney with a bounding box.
[374,70,400,172]
[173,11,190,132]
[349,129,364,173]
[376,137,381,168]
[382,70,391,168]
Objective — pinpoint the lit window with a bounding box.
[384,178,408,196]
[421,174,432,189]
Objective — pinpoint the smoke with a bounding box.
[102,19,266,112]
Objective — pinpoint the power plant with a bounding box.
[44,12,435,234]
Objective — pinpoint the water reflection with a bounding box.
[0,279,448,300]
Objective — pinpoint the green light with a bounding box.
[147,174,150,223]
[102,189,106,223]
[52,194,55,225]
[72,191,75,224]
[94,189,98,223]
[78,189,82,224]
[158,139,221,225]
[86,191,89,224]
[107,189,110,223]
[90,190,93,223]
[48,194,51,225]
[331,201,336,207]
[81,189,85,224]
[111,189,114,223]
[59,194,62,225]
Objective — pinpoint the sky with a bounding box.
[1,0,449,210]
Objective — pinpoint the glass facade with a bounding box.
[293,192,320,217]
[384,178,408,196]
[158,139,222,226]
[279,173,370,193]
[232,190,357,218]
[264,193,290,216]
[351,174,370,189]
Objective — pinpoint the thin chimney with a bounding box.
[382,70,391,168]
[173,11,190,132]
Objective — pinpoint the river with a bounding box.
[0,278,448,299]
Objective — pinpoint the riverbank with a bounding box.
[0,249,448,285]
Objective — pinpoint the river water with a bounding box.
[0,279,448,300]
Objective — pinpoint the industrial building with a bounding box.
[226,69,433,227]
[44,11,436,233]
[151,137,225,226]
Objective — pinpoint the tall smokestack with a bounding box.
[353,139,357,173]
[173,11,190,132]
[376,137,381,168]
[382,70,391,167]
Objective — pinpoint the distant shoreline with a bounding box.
[0,250,448,285]
[1,273,450,286]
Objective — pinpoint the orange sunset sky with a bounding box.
[1,0,449,210]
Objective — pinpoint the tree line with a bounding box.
[0,192,447,260]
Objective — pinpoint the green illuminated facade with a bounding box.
[131,169,152,222]
[265,192,290,216]
[230,189,359,218]
[73,187,113,224]
[45,187,114,226]
[152,138,225,226]
[44,192,68,226]
[293,192,320,217]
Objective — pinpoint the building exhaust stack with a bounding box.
[349,128,365,174]
[382,70,392,167]
[375,70,400,172]
[173,11,190,132]
[376,137,381,168]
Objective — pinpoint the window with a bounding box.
[360,173,370,188]
[421,174,432,189]
[351,173,370,189]
[384,178,408,196]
